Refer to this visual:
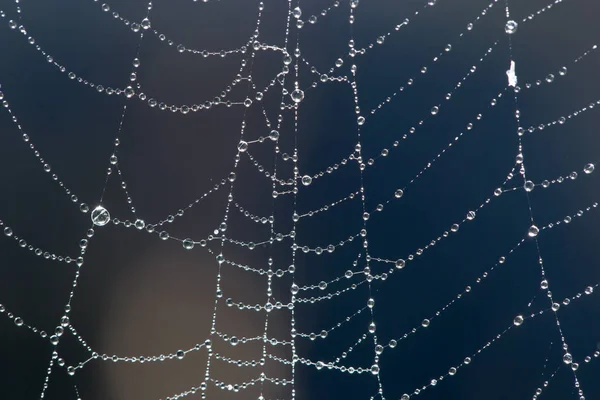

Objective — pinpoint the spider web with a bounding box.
[0,0,599,399]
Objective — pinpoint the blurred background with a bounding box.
[0,0,600,399]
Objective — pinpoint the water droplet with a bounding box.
[125,87,135,98]
[291,89,304,103]
[524,180,535,192]
[369,322,376,333]
[370,364,379,375]
[237,141,248,152]
[505,20,518,34]
[269,130,279,141]
[571,362,579,371]
[584,163,595,174]
[528,225,539,237]
[513,315,524,326]
[301,175,312,186]
[91,206,110,226]
[516,153,524,164]
[182,239,195,250]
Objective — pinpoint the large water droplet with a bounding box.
[291,89,304,103]
[91,206,110,227]
[528,225,539,237]
[505,20,518,34]
[182,239,195,250]
[513,315,524,326]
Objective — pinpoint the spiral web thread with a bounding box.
[0,0,600,399]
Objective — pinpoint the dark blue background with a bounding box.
[1,0,599,399]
